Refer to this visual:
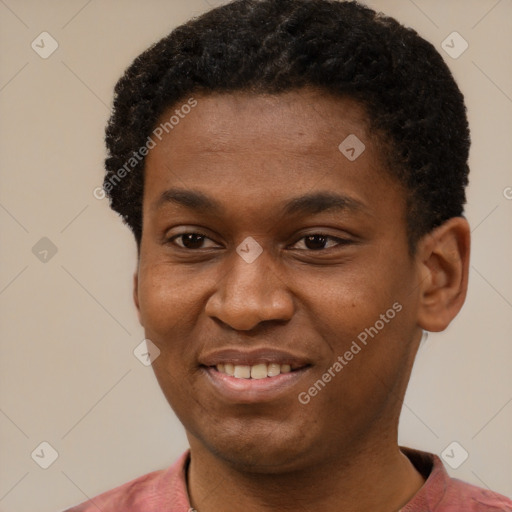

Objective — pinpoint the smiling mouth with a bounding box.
[210,362,309,379]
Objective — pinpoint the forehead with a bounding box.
[156,89,372,156]
[142,89,400,223]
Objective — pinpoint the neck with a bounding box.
[186,435,425,512]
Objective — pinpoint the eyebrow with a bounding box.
[153,189,219,214]
[153,188,368,217]
[282,191,366,216]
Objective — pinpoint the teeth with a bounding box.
[267,363,281,377]
[250,363,268,379]
[215,363,295,379]
[234,365,251,378]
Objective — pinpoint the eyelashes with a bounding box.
[168,232,353,251]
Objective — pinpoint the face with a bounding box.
[135,88,425,472]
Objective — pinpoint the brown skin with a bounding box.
[133,88,470,512]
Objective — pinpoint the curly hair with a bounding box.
[104,0,470,252]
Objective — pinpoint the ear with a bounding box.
[133,269,143,327]
[416,216,470,332]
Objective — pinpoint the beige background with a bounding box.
[0,0,511,510]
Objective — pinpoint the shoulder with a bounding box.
[401,447,512,512]
[443,478,512,511]
[62,468,168,511]
[61,451,191,512]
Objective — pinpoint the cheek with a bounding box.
[302,273,414,423]
[296,253,415,369]
[138,263,202,338]
[137,266,203,403]
[298,263,398,332]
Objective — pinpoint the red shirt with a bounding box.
[63,448,512,511]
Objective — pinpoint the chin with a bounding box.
[217,445,307,474]
[190,420,322,474]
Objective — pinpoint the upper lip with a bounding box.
[199,348,312,369]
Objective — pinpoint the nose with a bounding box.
[204,249,295,331]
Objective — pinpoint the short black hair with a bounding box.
[104,0,470,252]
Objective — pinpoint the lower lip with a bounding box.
[202,366,309,403]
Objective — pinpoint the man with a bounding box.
[65,0,512,510]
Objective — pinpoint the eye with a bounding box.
[290,234,351,251]
[168,232,219,249]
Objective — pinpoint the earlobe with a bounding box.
[416,217,471,332]
[133,270,143,327]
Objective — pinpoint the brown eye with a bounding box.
[180,233,205,249]
[304,235,328,250]
[170,233,217,249]
[292,234,350,251]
